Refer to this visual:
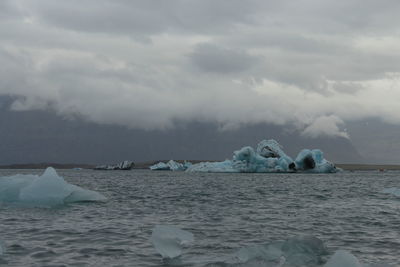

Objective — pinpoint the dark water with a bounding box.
[0,169,399,266]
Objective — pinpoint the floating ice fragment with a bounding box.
[233,235,328,266]
[0,167,106,207]
[324,250,362,267]
[150,225,194,259]
[94,160,134,170]
[150,160,191,171]
[382,188,400,197]
[186,160,237,173]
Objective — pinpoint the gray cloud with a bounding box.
[189,43,260,74]
[1,0,400,138]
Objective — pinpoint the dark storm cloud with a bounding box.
[1,0,400,138]
[27,0,265,36]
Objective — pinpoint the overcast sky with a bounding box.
[1,0,400,139]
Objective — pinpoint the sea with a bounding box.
[0,169,399,266]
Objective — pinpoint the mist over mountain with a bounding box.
[0,96,362,165]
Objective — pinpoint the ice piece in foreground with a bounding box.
[187,139,337,173]
[232,235,328,266]
[382,188,400,197]
[150,225,194,259]
[324,250,362,267]
[0,167,106,207]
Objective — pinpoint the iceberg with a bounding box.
[0,167,106,207]
[186,139,338,173]
[94,160,134,170]
[150,160,191,171]
[185,160,237,173]
[150,225,194,259]
[295,149,337,173]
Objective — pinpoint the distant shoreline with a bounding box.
[335,164,400,171]
[1,162,400,171]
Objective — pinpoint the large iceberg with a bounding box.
[0,167,106,207]
[150,225,194,259]
[186,139,338,173]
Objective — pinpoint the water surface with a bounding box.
[0,169,399,266]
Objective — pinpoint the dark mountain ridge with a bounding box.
[0,96,363,165]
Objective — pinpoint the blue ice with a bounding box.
[186,139,338,173]
[0,167,106,207]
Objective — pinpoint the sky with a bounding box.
[1,0,400,141]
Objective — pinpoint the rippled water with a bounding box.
[0,169,399,266]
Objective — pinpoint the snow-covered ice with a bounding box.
[94,160,134,170]
[186,139,338,173]
[150,225,194,259]
[0,167,106,207]
[185,160,237,173]
[150,160,191,171]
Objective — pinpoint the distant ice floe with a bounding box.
[150,225,194,259]
[0,167,106,207]
[150,160,192,171]
[94,160,134,170]
[382,188,400,197]
[185,139,338,173]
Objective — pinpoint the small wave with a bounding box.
[382,188,400,197]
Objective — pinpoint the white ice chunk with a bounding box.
[0,167,106,207]
[186,160,238,173]
[166,160,185,171]
[150,162,170,170]
[382,188,400,197]
[150,225,194,259]
[324,250,362,267]
[150,160,190,171]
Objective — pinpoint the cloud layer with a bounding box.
[1,0,400,138]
